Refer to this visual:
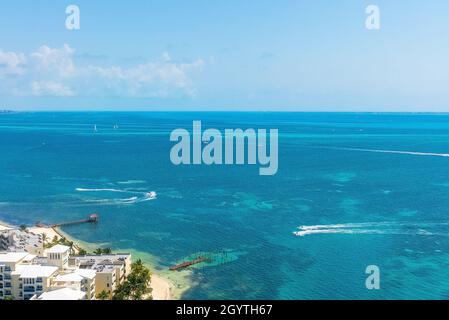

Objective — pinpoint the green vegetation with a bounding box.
[96,290,110,300]
[78,248,87,255]
[43,235,80,254]
[93,248,112,254]
[19,224,27,231]
[113,259,152,300]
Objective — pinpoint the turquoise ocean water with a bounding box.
[2,112,449,299]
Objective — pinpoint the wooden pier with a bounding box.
[169,256,210,271]
[37,214,99,228]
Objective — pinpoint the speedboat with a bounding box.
[145,191,157,199]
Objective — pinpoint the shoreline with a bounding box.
[0,220,181,300]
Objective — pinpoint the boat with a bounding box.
[145,191,157,199]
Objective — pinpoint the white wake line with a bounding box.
[295,221,449,237]
[298,222,449,231]
[76,188,144,194]
[294,228,437,237]
[327,147,449,158]
[83,197,155,205]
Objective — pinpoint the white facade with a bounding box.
[11,264,59,300]
[45,245,70,269]
[1,243,131,300]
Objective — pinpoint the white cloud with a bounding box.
[30,44,76,77]
[0,50,27,76]
[88,57,204,97]
[31,81,75,97]
[0,44,204,98]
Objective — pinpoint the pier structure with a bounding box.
[36,214,99,228]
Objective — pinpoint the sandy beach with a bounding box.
[150,274,173,300]
[0,221,12,231]
[28,226,62,242]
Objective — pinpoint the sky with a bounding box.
[0,0,449,111]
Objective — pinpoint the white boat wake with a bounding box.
[327,147,449,158]
[294,222,449,237]
[76,188,157,205]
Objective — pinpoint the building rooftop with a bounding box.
[69,253,131,272]
[46,244,71,254]
[74,268,96,280]
[55,269,96,282]
[12,264,58,278]
[36,288,86,300]
[0,251,30,263]
[55,273,84,282]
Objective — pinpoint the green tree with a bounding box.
[78,248,87,255]
[113,259,152,300]
[93,247,112,254]
[19,224,27,231]
[96,290,110,300]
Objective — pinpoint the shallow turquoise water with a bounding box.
[2,112,449,299]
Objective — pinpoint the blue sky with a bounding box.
[1,0,448,111]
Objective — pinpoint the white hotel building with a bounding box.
[0,245,97,300]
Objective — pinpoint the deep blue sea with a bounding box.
[2,112,449,299]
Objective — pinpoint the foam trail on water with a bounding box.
[298,221,449,231]
[299,222,395,230]
[76,188,134,193]
[116,180,147,185]
[76,188,153,195]
[295,222,449,237]
[327,147,449,158]
[83,194,156,206]
[294,229,436,237]
[77,188,157,206]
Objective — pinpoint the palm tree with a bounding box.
[113,259,152,300]
[96,290,110,300]
[68,241,75,254]
[19,224,27,231]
